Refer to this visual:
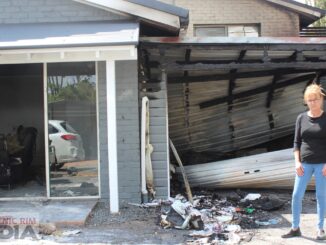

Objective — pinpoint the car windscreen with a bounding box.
[60,122,77,134]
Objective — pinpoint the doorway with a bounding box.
[47,62,99,197]
[0,64,45,198]
[0,62,100,199]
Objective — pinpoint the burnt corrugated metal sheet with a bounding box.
[176,148,315,189]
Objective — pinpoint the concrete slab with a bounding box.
[0,199,98,226]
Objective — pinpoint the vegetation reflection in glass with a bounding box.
[47,62,98,197]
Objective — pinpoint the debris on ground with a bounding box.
[67,167,78,176]
[62,229,82,236]
[38,223,56,235]
[156,190,286,244]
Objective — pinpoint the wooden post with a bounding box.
[169,138,193,204]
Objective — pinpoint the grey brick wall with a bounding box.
[0,0,128,24]
[160,0,300,37]
[116,60,141,203]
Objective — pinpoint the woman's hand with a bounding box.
[323,164,326,177]
[295,162,304,176]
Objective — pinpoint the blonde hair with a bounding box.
[304,83,325,103]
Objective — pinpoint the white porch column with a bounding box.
[106,59,119,213]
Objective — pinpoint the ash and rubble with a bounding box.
[10,189,297,244]
[156,189,287,244]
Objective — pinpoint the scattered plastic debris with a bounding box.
[38,223,56,235]
[255,218,281,226]
[158,190,285,244]
[241,193,261,201]
[67,167,78,176]
[62,190,75,196]
[225,224,241,233]
[244,207,255,214]
[62,229,82,236]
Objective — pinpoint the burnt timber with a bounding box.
[139,37,326,165]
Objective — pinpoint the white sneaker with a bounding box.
[317,230,326,240]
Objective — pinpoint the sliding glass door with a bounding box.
[47,62,99,197]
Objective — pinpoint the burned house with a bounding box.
[0,0,325,212]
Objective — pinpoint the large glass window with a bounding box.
[47,62,98,197]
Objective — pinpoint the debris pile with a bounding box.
[159,191,285,244]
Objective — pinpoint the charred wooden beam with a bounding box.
[173,56,313,66]
[184,49,191,134]
[200,73,316,109]
[266,75,280,130]
[268,112,275,129]
[150,57,323,69]
[166,61,326,71]
[167,69,322,83]
[227,50,246,112]
[262,49,271,63]
[238,50,247,62]
[183,48,191,82]
[227,69,237,112]
[175,59,262,65]
[143,49,152,81]
[266,75,279,108]
[141,43,326,52]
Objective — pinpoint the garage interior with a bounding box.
[140,37,326,167]
[0,62,99,198]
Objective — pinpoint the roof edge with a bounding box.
[125,0,189,28]
[265,0,326,18]
[72,0,189,34]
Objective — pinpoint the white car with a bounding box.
[48,120,85,168]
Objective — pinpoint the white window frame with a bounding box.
[194,24,261,37]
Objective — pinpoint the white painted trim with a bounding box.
[0,193,100,201]
[0,45,135,54]
[106,60,119,213]
[0,46,137,64]
[96,62,101,198]
[162,71,171,198]
[44,63,50,199]
[265,0,322,17]
[0,197,48,201]
[73,0,180,30]
[141,97,149,197]
[48,196,100,200]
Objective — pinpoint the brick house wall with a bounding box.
[160,0,300,37]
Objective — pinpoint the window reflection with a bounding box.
[47,62,98,197]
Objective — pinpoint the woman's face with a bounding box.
[306,93,323,111]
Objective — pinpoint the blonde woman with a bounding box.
[282,83,326,240]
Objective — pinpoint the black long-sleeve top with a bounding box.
[293,112,326,164]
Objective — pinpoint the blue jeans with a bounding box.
[292,163,326,230]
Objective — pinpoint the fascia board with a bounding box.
[265,0,322,18]
[72,0,180,30]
